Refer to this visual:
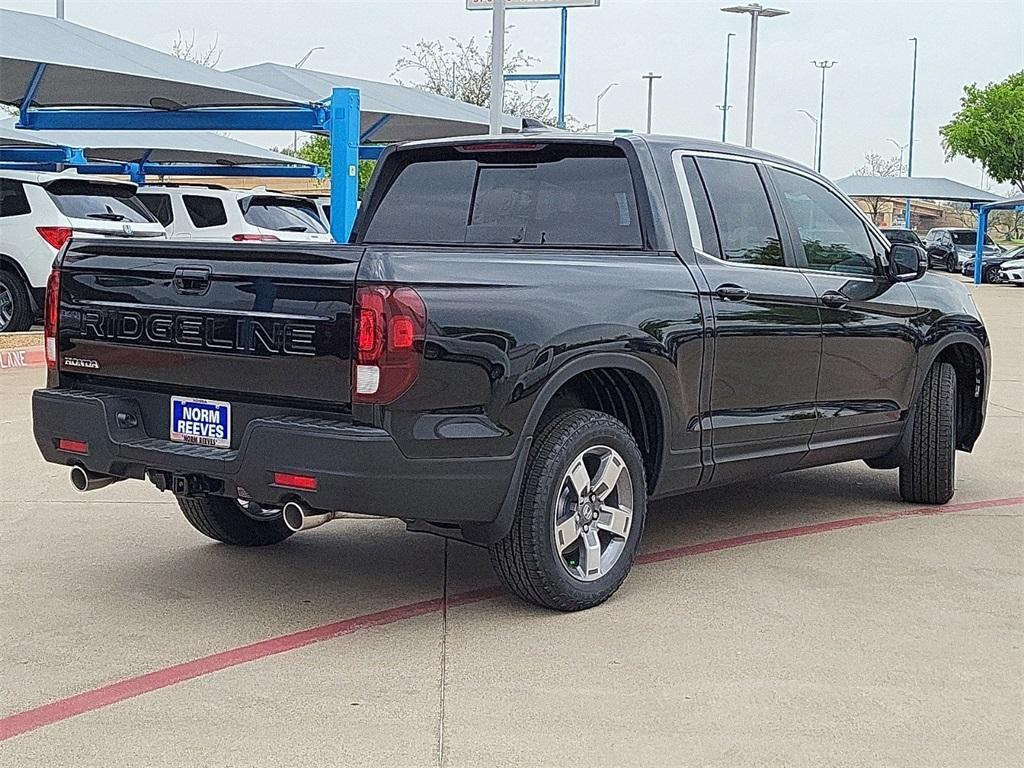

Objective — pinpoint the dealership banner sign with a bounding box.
[467,0,601,9]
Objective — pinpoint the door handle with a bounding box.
[715,284,750,301]
[820,291,849,308]
[173,266,211,295]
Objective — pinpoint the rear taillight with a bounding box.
[232,233,280,242]
[36,226,73,250]
[353,285,426,404]
[44,265,60,370]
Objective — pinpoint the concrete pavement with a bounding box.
[1,282,1021,767]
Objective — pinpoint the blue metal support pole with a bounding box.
[329,87,360,243]
[19,63,47,126]
[721,33,734,142]
[504,73,560,82]
[18,106,330,132]
[557,6,568,128]
[906,37,918,229]
[974,206,987,285]
[360,114,391,143]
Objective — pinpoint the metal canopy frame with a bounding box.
[973,194,1024,285]
[16,80,363,241]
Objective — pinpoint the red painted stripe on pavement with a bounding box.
[2,495,1021,742]
[0,347,45,372]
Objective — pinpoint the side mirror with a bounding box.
[890,244,927,282]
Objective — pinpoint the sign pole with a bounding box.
[489,0,507,135]
[557,6,568,128]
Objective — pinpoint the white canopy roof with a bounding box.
[0,9,304,111]
[0,118,312,166]
[229,63,520,142]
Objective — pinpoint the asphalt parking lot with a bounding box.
[1,279,1021,768]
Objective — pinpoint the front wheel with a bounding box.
[0,270,33,333]
[984,265,1001,284]
[177,495,294,546]
[489,409,647,611]
[946,255,957,273]
[899,362,956,504]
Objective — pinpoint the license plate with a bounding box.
[170,396,231,449]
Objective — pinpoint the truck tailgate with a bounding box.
[56,240,362,406]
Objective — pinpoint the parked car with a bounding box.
[997,251,1024,286]
[304,195,331,226]
[0,169,165,332]
[880,227,923,248]
[33,134,990,611]
[924,227,1001,272]
[135,184,333,243]
[960,244,1024,282]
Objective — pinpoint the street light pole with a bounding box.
[293,46,325,152]
[489,0,507,135]
[906,37,919,229]
[811,59,836,173]
[886,137,908,174]
[642,72,662,134]
[721,4,790,148]
[595,82,619,132]
[798,109,819,168]
[55,0,64,18]
[717,33,736,142]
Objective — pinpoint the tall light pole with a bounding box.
[489,0,507,135]
[906,37,919,229]
[55,0,64,18]
[292,47,325,152]
[811,59,836,173]
[595,82,619,132]
[886,137,908,173]
[798,109,819,168]
[717,33,736,142]
[721,4,789,148]
[642,72,662,133]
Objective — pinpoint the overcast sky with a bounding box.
[3,0,1022,190]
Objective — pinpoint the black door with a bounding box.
[681,156,822,484]
[768,167,920,460]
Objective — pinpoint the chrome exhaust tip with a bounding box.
[281,500,336,532]
[70,466,119,492]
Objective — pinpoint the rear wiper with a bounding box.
[278,225,309,232]
[85,212,127,221]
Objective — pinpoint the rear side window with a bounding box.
[0,179,31,217]
[137,193,173,227]
[183,195,228,228]
[241,197,328,233]
[696,158,784,267]
[363,144,642,248]
[45,180,155,224]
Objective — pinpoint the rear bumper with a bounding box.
[32,388,516,525]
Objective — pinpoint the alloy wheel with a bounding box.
[552,445,634,582]
[0,282,13,331]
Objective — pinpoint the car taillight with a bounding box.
[44,265,60,371]
[36,226,73,250]
[353,285,426,404]
[232,233,280,242]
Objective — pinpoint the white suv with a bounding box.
[0,170,166,332]
[135,185,333,244]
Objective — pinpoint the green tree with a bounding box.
[278,135,376,195]
[940,71,1024,193]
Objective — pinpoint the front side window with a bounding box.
[363,144,642,248]
[183,195,228,229]
[772,169,878,276]
[136,193,173,227]
[696,157,784,267]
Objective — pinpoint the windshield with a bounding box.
[45,180,157,224]
[240,197,328,233]
[950,231,995,247]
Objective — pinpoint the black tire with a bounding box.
[946,255,957,273]
[899,362,956,505]
[0,270,33,333]
[984,265,1000,284]
[177,495,294,546]
[489,409,647,612]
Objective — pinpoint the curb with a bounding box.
[0,346,45,372]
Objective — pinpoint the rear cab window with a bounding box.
[240,196,328,234]
[44,180,156,224]
[361,143,643,248]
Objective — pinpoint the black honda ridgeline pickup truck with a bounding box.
[33,134,989,611]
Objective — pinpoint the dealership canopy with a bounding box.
[0,118,314,167]
[834,175,1003,204]
[228,63,520,141]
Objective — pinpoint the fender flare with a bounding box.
[461,353,672,546]
[0,254,39,313]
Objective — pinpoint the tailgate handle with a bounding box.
[173,266,211,295]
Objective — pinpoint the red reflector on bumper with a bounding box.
[273,472,318,491]
[57,438,88,455]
